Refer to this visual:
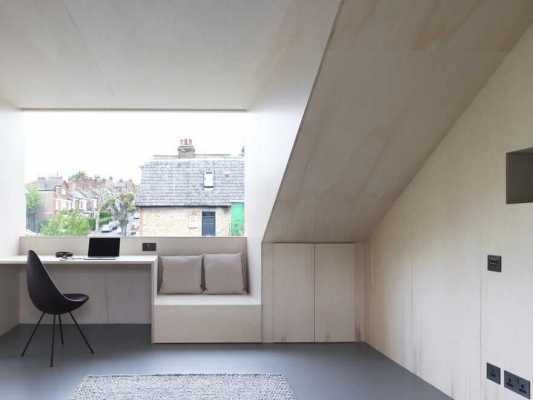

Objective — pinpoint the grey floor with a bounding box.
[0,324,450,400]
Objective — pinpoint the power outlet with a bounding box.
[142,242,157,252]
[505,371,531,399]
[518,377,531,399]
[487,363,501,384]
[505,371,519,392]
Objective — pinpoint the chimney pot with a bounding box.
[178,138,195,158]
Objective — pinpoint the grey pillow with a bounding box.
[159,255,203,294]
[204,253,246,294]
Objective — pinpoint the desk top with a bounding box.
[0,255,158,265]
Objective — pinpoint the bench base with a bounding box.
[152,295,261,343]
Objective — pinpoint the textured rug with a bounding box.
[70,374,297,400]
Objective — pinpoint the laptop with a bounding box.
[84,237,120,260]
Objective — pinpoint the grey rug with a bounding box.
[71,374,297,400]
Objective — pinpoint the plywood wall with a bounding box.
[245,0,339,302]
[264,0,533,244]
[0,99,23,335]
[367,23,533,400]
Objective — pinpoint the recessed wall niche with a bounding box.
[507,147,533,204]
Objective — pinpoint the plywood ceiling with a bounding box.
[0,0,293,109]
[265,0,533,243]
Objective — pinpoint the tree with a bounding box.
[41,210,93,236]
[69,171,89,182]
[92,187,112,232]
[25,184,42,232]
[102,192,136,236]
[98,210,113,227]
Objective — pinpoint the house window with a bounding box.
[204,171,214,188]
[202,211,216,236]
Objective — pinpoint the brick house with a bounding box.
[136,141,244,237]
[28,176,136,233]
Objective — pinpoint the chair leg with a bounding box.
[58,314,64,345]
[50,315,56,368]
[69,312,94,354]
[20,312,45,357]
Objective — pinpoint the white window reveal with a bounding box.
[204,170,214,188]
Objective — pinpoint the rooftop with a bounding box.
[136,157,244,207]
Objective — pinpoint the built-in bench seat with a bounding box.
[151,250,261,343]
[152,294,261,343]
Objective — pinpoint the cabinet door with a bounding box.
[315,244,355,342]
[272,244,315,342]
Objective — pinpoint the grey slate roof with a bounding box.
[32,177,63,191]
[136,158,244,207]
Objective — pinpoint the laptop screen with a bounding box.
[88,238,120,257]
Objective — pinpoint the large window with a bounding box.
[24,111,247,237]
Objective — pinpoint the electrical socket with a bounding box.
[142,242,157,252]
[505,371,531,399]
[518,377,531,399]
[505,371,519,392]
[487,363,501,384]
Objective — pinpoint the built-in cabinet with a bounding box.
[315,244,356,342]
[263,243,358,342]
[271,244,315,342]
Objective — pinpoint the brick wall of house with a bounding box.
[139,207,231,236]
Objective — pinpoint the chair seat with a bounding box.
[64,293,89,303]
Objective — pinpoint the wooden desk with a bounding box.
[0,255,157,266]
[0,255,158,340]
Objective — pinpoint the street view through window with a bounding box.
[24,112,247,237]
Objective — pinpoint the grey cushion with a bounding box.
[159,256,203,294]
[204,253,246,294]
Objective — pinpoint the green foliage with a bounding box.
[25,184,42,215]
[102,192,136,236]
[69,171,89,182]
[99,210,113,226]
[41,210,93,236]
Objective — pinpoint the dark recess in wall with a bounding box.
[507,147,533,204]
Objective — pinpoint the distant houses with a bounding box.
[27,140,244,237]
[136,139,244,237]
[27,175,136,234]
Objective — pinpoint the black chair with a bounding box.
[20,250,94,367]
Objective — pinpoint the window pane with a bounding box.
[24,111,247,237]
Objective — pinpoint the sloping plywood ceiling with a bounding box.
[0,0,293,109]
[265,0,533,243]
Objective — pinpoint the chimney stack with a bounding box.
[178,138,196,158]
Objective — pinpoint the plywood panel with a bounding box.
[315,244,355,342]
[0,100,24,334]
[265,0,533,243]
[367,23,533,400]
[261,243,275,342]
[153,304,261,343]
[19,266,113,324]
[272,244,315,342]
[0,266,19,335]
[0,0,297,109]
[107,268,151,324]
[353,243,367,341]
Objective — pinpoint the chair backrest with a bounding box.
[26,250,68,314]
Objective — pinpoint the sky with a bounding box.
[23,111,249,184]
